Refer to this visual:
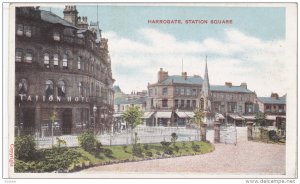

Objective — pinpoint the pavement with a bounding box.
[80,127,285,175]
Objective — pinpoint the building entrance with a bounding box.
[62,109,72,134]
[22,108,35,133]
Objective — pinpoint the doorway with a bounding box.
[62,109,72,134]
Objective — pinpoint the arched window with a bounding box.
[63,54,68,69]
[16,24,23,36]
[15,48,23,62]
[18,79,28,95]
[200,98,204,110]
[77,56,81,70]
[24,25,32,37]
[45,80,54,98]
[78,82,83,96]
[44,53,50,68]
[25,50,33,63]
[57,80,66,97]
[53,54,59,68]
[53,31,60,41]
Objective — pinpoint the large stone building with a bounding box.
[15,6,115,136]
[146,60,258,127]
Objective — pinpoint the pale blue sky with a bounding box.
[40,5,287,96]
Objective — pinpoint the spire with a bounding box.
[202,56,211,111]
[203,56,210,93]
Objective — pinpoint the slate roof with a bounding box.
[210,85,254,93]
[160,75,203,85]
[257,95,286,105]
[40,10,77,28]
[114,96,147,105]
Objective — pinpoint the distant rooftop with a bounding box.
[40,10,77,28]
[114,96,147,105]
[159,75,204,85]
[210,85,254,93]
[258,95,286,104]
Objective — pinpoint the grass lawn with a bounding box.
[69,141,214,171]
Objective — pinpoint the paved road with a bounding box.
[80,127,285,174]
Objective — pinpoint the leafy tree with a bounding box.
[193,108,205,141]
[255,112,267,127]
[122,106,143,145]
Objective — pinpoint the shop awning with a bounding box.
[242,115,256,120]
[266,115,277,121]
[176,111,190,118]
[229,114,245,120]
[143,112,154,119]
[155,111,172,118]
[215,113,225,120]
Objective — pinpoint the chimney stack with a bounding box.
[158,68,168,82]
[240,82,247,89]
[225,82,232,87]
[271,93,279,99]
[63,5,78,26]
[77,16,89,29]
[181,72,187,80]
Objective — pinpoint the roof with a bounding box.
[40,10,77,28]
[257,96,286,105]
[159,75,203,85]
[114,96,147,105]
[210,85,254,93]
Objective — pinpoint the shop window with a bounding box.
[44,53,50,68]
[16,24,23,36]
[63,54,68,69]
[57,80,66,97]
[53,54,59,67]
[45,80,54,98]
[24,25,32,37]
[18,79,28,95]
[25,50,33,63]
[15,48,23,62]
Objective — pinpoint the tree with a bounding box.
[193,108,205,141]
[122,106,143,144]
[255,112,267,127]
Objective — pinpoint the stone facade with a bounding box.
[15,6,114,135]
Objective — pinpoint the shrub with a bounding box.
[15,135,37,161]
[122,145,128,153]
[77,132,98,153]
[164,147,173,155]
[156,151,161,156]
[191,142,201,152]
[145,151,153,157]
[160,141,172,147]
[103,148,113,157]
[268,130,279,142]
[132,143,143,157]
[160,141,173,155]
[173,145,180,153]
[143,144,149,150]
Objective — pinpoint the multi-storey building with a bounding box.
[146,61,258,127]
[15,6,115,136]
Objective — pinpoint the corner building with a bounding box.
[15,6,115,136]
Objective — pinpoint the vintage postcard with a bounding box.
[2,2,298,180]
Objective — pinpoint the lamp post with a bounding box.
[93,105,97,135]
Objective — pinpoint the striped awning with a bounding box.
[242,115,256,120]
[176,111,195,118]
[143,112,154,119]
[155,111,172,118]
[215,113,225,120]
[229,114,245,120]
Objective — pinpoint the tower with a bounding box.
[63,5,78,26]
[201,56,211,111]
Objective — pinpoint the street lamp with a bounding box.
[93,105,97,135]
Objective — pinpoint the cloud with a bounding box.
[103,28,287,96]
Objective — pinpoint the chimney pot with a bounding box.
[225,82,232,87]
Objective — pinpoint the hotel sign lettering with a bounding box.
[18,94,89,103]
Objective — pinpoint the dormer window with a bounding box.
[53,31,60,41]
[25,50,33,63]
[24,26,32,37]
[44,53,50,68]
[16,24,23,36]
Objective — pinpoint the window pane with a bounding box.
[17,24,23,36]
[24,26,32,37]
[25,52,32,63]
[53,54,59,66]
[16,49,22,62]
[53,32,60,41]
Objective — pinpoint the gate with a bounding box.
[220,124,237,145]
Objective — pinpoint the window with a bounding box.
[181,100,185,108]
[186,100,190,108]
[16,24,23,36]
[25,50,33,63]
[174,100,179,108]
[150,98,154,108]
[149,89,153,96]
[227,102,237,113]
[57,80,66,97]
[180,88,185,95]
[18,79,28,95]
[192,100,196,108]
[44,53,50,68]
[53,31,60,41]
[24,26,32,37]
[96,85,100,97]
[78,82,83,96]
[186,89,191,96]
[45,80,54,98]
[15,49,22,62]
[245,103,253,113]
[162,99,168,107]
[162,87,168,96]
[176,87,180,95]
[53,54,59,67]
[155,88,157,95]
[77,56,81,70]
[238,105,242,113]
[200,98,204,110]
[63,54,68,69]
[192,89,197,96]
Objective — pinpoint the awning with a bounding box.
[266,115,277,121]
[143,112,154,119]
[176,112,190,118]
[155,111,172,118]
[113,113,123,118]
[215,113,225,120]
[242,115,256,120]
[229,114,245,120]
